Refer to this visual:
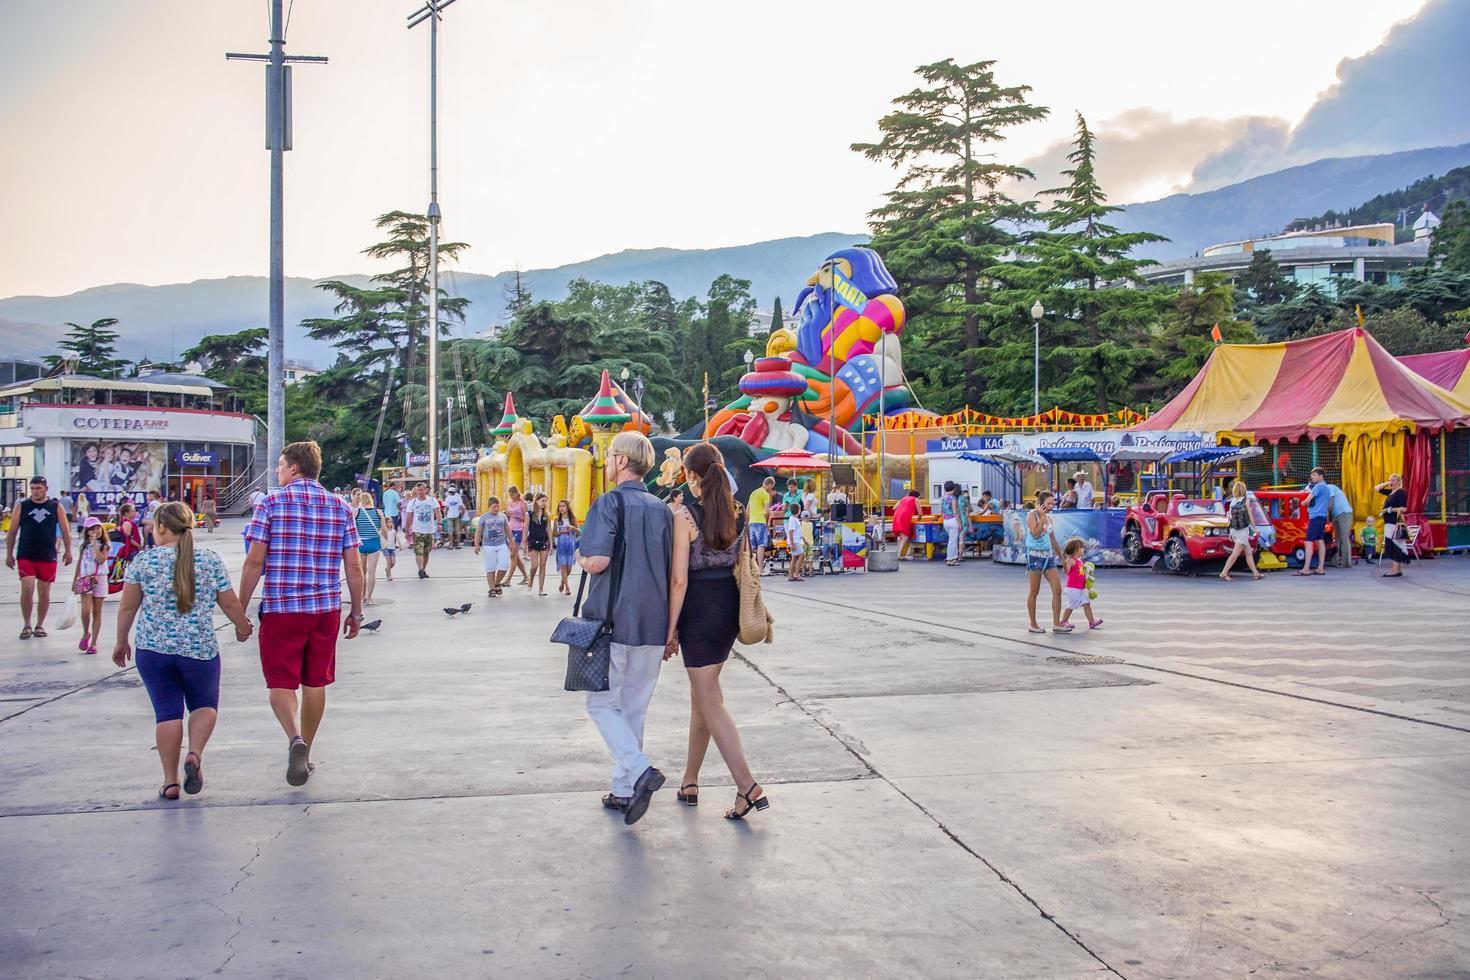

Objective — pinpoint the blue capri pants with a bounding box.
[136,649,221,723]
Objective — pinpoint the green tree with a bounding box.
[769,296,784,335]
[503,268,534,325]
[47,318,127,377]
[1234,249,1298,310]
[181,327,268,413]
[298,211,472,483]
[1147,273,1256,403]
[1301,306,1465,355]
[853,58,1049,406]
[1027,113,1168,410]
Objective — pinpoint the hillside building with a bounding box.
[1141,221,1431,290]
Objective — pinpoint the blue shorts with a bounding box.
[135,649,221,723]
[1026,551,1059,573]
[1306,516,1328,542]
[359,536,381,556]
[748,523,770,549]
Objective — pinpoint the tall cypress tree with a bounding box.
[769,296,784,335]
[853,59,1048,407]
[1026,114,1168,411]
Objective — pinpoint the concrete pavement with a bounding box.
[1,524,1467,978]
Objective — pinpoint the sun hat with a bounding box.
[83,516,103,529]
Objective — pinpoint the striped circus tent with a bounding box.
[1140,327,1470,442]
[1401,348,1470,403]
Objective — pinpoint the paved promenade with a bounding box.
[2,523,1467,978]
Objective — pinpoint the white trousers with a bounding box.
[944,518,962,561]
[586,642,664,797]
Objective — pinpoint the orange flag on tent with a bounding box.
[1210,323,1223,344]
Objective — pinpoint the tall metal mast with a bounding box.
[228,1,327,488]
[408,0,457,495]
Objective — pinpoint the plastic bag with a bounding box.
[56,595,79,631]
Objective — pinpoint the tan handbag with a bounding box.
[734,536,774,645]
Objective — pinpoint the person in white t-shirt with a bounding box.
[404,483,442,579]
[784,503,806,582]
[1073,471,1096,510]
[443,486,465,549]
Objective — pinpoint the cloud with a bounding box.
[1018,109,1290,203]
[1021,0,1470,202]
[1286,0,1470,157]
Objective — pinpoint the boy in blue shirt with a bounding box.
[1301,467,1330,575]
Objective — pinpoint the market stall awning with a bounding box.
[1034,447,1105,463]
[1137,327,1470,440]
[960,449,1046,466]
[1162,446,1264,466]
[957,452,1018,470]
[1400,348,1470,402]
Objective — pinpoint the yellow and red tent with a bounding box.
[1137,327,1470,521]
[1401,348,1470,403]
[1141,327,1470,442]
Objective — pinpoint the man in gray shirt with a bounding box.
[577,430,674,825]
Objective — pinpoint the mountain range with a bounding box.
[3,142,1468,366]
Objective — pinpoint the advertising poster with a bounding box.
[71,440,165,509]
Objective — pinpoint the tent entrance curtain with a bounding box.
[1405,429,1435,518]
[1341,431,1405,523]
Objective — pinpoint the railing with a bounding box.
[217,415,268,513]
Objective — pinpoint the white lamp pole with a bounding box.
[1030,300,1045,415]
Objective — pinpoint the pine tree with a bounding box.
[1028,113,1168,411]
[853,59,1049,407]
[47,318,128,377]
[1431,200,1470,273]
[769,296,784,335]
[1234,249,1298,310]
[503,268,534,325]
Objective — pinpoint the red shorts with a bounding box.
[17,559,58,583]
[258,611,341,690]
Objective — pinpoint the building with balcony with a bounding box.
[0,371,264,512]
[1140,222,1432,290]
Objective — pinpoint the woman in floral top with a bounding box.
[113,502,253,800]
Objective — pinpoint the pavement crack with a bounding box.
[211,805,310,974]
[732,648,1128,979]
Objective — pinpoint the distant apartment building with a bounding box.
[747,307,801,337]
[1141,221,1431,290]
[283,359,320,384]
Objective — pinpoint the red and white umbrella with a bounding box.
[751,448,832,471]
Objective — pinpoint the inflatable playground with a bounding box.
[452,244,1469,576]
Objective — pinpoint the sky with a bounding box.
[2,0,1463,299]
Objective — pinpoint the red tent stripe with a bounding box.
[1140,346,1215,430]
[1235,331,1352,439]
[1400,349,1470,390]
[1366,334,1470,427]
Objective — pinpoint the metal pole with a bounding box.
[1032,313,1040,415]
[425,7,441,497]
[877,329,887,549]
[267,0,285,488]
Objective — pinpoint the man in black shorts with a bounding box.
[6,475,74,639]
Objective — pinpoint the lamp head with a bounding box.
[1031,301,1045,320]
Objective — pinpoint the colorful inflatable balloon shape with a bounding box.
[704,246,913,454]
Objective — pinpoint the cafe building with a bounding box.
[0,372,262,511]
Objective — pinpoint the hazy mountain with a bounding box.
[0,233,866,365]
[1113,142,1470,259]
[6,141,1470,365]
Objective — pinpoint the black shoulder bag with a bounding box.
[551,492,625,692]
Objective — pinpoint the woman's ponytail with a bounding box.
[156,502,198,614]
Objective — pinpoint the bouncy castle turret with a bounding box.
[580,369,632,496]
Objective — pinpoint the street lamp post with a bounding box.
[1030,300,1044,416]
[407,0,457,496]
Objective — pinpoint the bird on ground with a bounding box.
[360,619,383,632]
[443,603,472,617]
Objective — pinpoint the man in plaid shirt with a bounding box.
[239,441,365,787]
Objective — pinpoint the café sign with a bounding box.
[21,405,254,444]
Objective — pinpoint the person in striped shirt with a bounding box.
[239,441,364,787]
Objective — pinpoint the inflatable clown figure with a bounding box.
[704,246,914,454]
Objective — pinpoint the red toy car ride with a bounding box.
[1121,491,1257,573]
[1252,488,1338,568]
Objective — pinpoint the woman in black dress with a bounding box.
[1375,473,1412,577]
[665,443,769,821]
[524,493,551,595]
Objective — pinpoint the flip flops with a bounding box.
[19,628,32,640]
[183,753,204,795]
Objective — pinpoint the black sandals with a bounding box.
[724,783,770,821]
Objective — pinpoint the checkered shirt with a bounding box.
[244,479,361,615]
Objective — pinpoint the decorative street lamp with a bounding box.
[1030,300,1045,415]
[743,348,755,367]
